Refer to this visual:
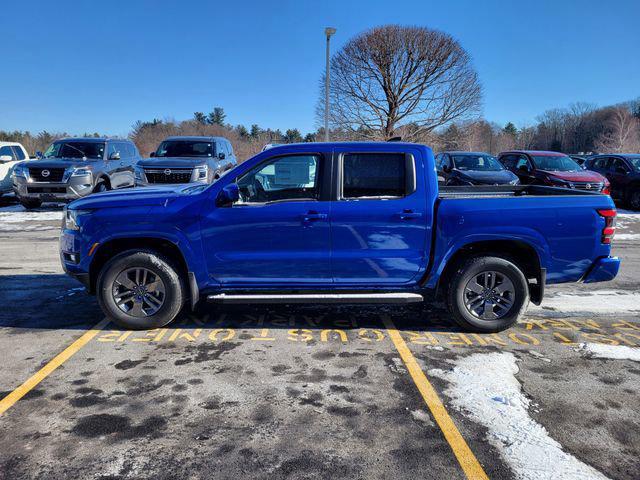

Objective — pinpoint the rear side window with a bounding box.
[342,153,410,199]
[0,146,14,159]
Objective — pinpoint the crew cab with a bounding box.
[585,154,640,210]
[13,138,140,209]
[60,142,620,332]
[435,151,520,186]
[135,136,236,186]
[498,150,610,193]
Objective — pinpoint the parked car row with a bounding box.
[5,136,237,209]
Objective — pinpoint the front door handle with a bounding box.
[302,211,328,222]
[396,209,422,220]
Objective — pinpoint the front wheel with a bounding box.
[446,256,529,332]
[96,250,185,329]
[628,188,640,211]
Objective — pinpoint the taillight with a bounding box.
[597,209,616,244]
[602,179,611,195]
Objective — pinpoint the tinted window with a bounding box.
[156,140,214,158]
[12,146,26,160]
[45,142,105,160]
[452,154,504,171]
[343,153,407,199]
[610,158,629,173]
[237,154,320,204]
[499,155,517,169]
[591,157,610,170]
[0,146,14,159]
[531,155,581,172]
[227,141,234,156]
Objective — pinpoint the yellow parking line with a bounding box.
[0,318,109,416]
[383,316,489,480]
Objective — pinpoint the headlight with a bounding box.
[12,163,27,178]
[62,208,90,231]
[70,167,92,177]
[193,165,208,181]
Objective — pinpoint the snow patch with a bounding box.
[430,352,609,480]
[614,233,640,241]
[0,210,62,223]
[576,343,640,362]
[531,290,640,315]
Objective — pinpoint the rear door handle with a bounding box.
[302,211,328,222]
[396,210,422,220]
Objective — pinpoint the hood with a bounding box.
[454,169,518,185]
[137,157,211,168]
[68,185,190,210]
[537,169,605,183]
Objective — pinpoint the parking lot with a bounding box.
[0,197,639,479]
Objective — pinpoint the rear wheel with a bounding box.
[19,198,42,209]
[97,250,185,329]
[446,256,529,332]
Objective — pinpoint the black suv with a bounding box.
[585,154,640,209]
[12,138,140,209]
[135,136,237,186]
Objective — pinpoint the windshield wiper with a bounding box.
[63,144,88,159]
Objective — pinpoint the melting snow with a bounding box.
[531,290,640,315]
[576,343,640,362]
[430,352,610,480]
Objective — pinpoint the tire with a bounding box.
[94,181,108,193]
[96,250,186,329]
[446,256,529,333]
[19,198,42,209]
[628,188,640,211]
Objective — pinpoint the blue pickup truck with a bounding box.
[60,142,620,332]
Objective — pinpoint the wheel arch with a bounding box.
[435,239,545,305]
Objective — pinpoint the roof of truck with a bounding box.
[500,150,566,156]
[163,136,228,142]
[55,137,129,143]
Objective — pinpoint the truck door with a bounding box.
[200,152,332,285]
[330,148,431,285]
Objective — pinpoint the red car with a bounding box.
[498,150,610,193]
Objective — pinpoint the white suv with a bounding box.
[0,142,30,195]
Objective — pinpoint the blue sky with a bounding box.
[2,0,639,136]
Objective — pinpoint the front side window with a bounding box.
[155,140,213,158]
[0,146,15,159]
[44,142,105,160]
[627,156,640,171]
[342,153,408,199]
[515,156,530,170]
[452,154,504,171]
[531,155,581,172]
[237,154,320,204]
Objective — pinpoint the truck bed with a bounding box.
[438,185,604,199]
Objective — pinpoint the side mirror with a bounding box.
[581,164,588,170]
[517,164,530,173]
[218,152,226,160]
[150,152,156,157]
[36,151,43,159]
[615,166,628,174]
[0,155,13,162]
[442,165,451,173]
[216,183,239,207]
[109,151,121,160]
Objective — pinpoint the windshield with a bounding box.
[531,155,581,172]
[155,140,213,158]
[452,154,504,171]
[44,142,105,160]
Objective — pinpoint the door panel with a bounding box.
[330,149,430,285]
[200,153,332,285]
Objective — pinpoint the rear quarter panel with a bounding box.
[426,193,615,288]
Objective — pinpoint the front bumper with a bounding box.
[582,256,620,283]
[13,174,93,201]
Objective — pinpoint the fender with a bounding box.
[424,228,551,290]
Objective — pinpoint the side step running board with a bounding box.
[207,292,423,305]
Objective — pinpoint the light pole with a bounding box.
[324,27,336,142]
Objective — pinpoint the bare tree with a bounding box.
[319,25,482,140]
[595,107,640,153]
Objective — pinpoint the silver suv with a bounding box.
[12,138,140,209]
[135,136,237,186]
